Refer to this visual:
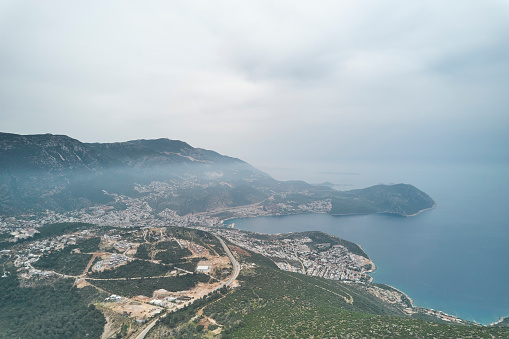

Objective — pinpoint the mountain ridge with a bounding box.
[0,132,248,170]
[0,132,435,218]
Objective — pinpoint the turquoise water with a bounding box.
[227,163,509,325]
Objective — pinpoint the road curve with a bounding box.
[214,234,240,287]
[133,235,240,339]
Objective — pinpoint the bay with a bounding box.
[227,162,509,325]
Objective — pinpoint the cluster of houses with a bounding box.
[7,231,95,280]
[303,243,373,281]
[214,228,373,282]
[93,254,131,272]
[417,307,467,324]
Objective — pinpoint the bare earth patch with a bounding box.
[101,298,163,322]
[231,245,250,256]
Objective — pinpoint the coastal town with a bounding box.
[2,216,374,286]
[0,196,473,330]
[0,183,335,232]
[212,228,374,282]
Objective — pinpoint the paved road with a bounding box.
[134,316,159,339]
[214,235,240,286]
[133,235,239,339]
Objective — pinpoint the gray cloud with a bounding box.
[1,0,508,176]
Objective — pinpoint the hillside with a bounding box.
[2,223,507,338]
[0,133,272,215]
[332,183,436,216]
[148,238,509,338]
[0,133,435,218]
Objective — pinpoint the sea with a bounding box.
[226,162,509,325]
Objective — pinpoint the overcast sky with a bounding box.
[1,0,508,179]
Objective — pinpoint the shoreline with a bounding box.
[489,316,509,326]
[221,203,437,225]
[220,223,485,326]
[221,210,507,327]
[403,203,437,217]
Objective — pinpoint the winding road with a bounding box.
[133,234,240,339]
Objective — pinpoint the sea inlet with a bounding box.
[227,163,509,325]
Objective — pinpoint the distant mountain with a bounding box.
[0,133,250,171]
[0,133,272,215]
[0,132,435,217]
[331,183,436,216]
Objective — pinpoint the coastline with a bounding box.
[222,202,437,225]
[403,203,437,217]
[219,223,482,326]
[224,210,508,326]
[490,316,509,327]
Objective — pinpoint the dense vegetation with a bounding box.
[0,276,106,339]
[33,247,92,276]
[88,273,210,297]
[150,248,509,338]
[154,241,192,264]
[35,222,97,239]
[135,238,195,270]
[0,240,13,250]
[174,257,205,271]
[88,260,172,279]
[0,233,13,248]
[333,184,436,216]
[155,240,181,250]
[134,243,152,259]
[330,196,378,215]
[76,237,101,253]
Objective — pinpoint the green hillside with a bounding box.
[149,246,509,338]
[0,276,106,339]
[1,223,507,338]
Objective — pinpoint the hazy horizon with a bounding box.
[1,1,508,173]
